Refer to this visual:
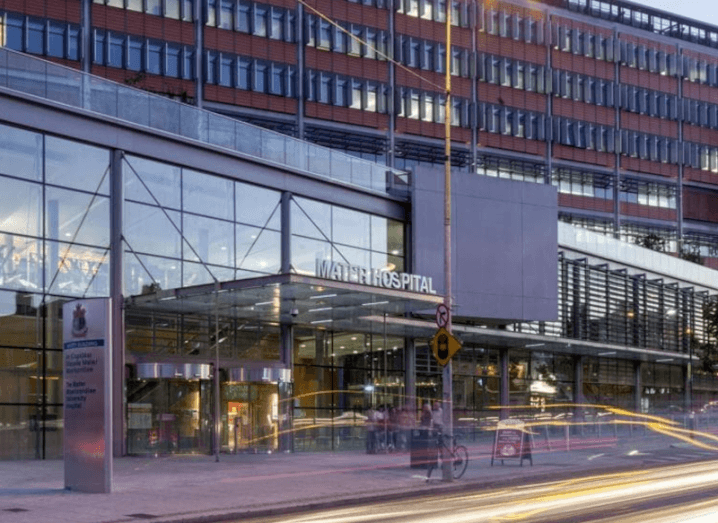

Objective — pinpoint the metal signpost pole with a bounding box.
[442,0,453,483]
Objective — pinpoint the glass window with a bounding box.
[5,14,24,51]
[124,252,181,295]
[0,124,43,181]
[46,241,110,297]
[148,41,162,74]
[0,233,43,293]
[254,62,267,92]
[371,216,404,256]
[236,183,281,229]
[182,47,194,79]
[45,187,110,247]
[27,18,44,55]
[270,64,283,95]
[238,57,251,90]
[219,55,233,86]
[270,8,284,40]
[219,0,233,29]
[48,22,66,58]
[183,169,234,220]
[183,214,234,266]
[291,236,331,276]
[182,0,194,21]
[46,137,110,194]
[237,1,251,32]
[0,177,42,237]
[332,207,370,249]
[123,156,182,209]
[94,30,106,64]
[166,45,180,77]
[166,0,181,19]
[127,0,143,11]
[335,78,347,107]
[128,37,144,71]
[254,6,268,37]
[108,33,125,68]
[124,202,181,258]
[146,0,162,16]
[236,225,280,274]
[291,197,330,240]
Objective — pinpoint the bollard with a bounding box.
[564,423,570,451]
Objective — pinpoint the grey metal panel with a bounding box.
[0,93,405,222]
[412,166,558,322]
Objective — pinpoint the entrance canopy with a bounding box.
[126,273,444,332]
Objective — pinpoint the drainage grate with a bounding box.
[4,508,29,513]
[126,515,158,520]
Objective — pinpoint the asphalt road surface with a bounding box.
[241,459,718,523]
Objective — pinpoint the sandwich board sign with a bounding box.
[491,419,533,467]
[63,298,113,493]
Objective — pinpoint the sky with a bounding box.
[628,1,718,28]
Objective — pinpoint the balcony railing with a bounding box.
[0,47,409,196]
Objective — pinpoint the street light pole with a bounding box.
[441,0,453,483]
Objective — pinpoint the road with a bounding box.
[242,458,718,523]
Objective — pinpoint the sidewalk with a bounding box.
[0,432,714,523]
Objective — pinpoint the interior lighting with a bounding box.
[310,293,337,300]
[656,358,674,363]
[351,336,357,341]
[525,343,545,348]
[308,307,332,313]
[598,351,616,356]
[362,301,390,306]
[310,319,333,324]
[255,301,274,306]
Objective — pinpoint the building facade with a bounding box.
[3,0,718,461]
[2,0,718,260]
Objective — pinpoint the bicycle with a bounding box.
[426,430,469,480]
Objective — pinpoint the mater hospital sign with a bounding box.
[316,259,436,294]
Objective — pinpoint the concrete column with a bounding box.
[296,3,304,139]
[634,361,642,413]
[194,0,204,109]
[499,348,509,420]
[110,149,125,457]
[279,324,294,452]
[81,0,91,73]
[574,355,585,434]
[404,338,416,412]
[280,192,291,274]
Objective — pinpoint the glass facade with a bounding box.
[0,123,110,459]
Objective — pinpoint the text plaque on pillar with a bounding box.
[63,298,113,493]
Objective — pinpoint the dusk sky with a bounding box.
[628,1,718,27]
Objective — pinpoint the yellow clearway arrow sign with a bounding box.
[430,327,462,366]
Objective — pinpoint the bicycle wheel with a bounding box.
[451,445,469,479]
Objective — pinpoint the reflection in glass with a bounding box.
[0,123,42,181]
[183,261,236,287]
[123,253,182,296]
[45,188,110,247]
[124,202,181,258]
[0,233,43,293]
[124,155,182,209]
[236,182,281,229]
[45,137,110,194]
[0,176,42,237]
[0,404,40,459]
[291,197,331,240]
[45,241,110,297]
[0,298,40,347]
[183,169,234,220]
[332,206,370,249]
[291,236,331,276]
[236,227,280,274]
[182,214,233,266]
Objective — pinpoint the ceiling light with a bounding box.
[362,301,390,306]
[308,307,332,313]
[310,319,333,324]
[351,337,357,341]
[310,293,337,300]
